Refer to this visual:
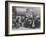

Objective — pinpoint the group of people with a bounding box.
[13,13,40,29]
[12,14,33,29]
[12,8,40,29]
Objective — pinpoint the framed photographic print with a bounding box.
[5,1,45,36]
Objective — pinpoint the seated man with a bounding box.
[24,14,33,28]
[34,16,40,28]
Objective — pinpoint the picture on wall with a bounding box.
[5,1,45,36]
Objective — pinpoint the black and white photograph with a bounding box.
[12,6,40,30]
[5,1,45,36]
